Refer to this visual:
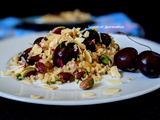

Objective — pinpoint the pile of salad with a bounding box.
[2,26,121,89]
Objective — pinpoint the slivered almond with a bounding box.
[43,85,58,90]
[75,37,85,43]
[107,80,123,85]
[103,88,120,95]
[83,31,90,38]
[83,50,92,63]
[21,80,33,85]
[82,92,96,97]
[30,95,42,99]
[109,66,121,79]
[31,44,42,56]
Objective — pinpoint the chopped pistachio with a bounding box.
[79,76,94,90]
[99,55,112,66]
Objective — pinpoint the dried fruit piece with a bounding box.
[79,76,94,90]
[21,67,37,77]
[35,62,46,73]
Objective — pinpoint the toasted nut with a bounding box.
[106,80,123,85]
[79,76,94,90]
[21,67,37,77]
[82,92,96,97]
[83,31,90,38]
[96,48,103,53]
[109,66,121,79]
[30,95,42,99]
[99,55,112,66]
[20,79,33,85]
[31,44,42,56]
[76,71,86,79]
[1,71,8,76]
[43,85,58,90]
[103,88,120,95]
[58,72,74,83]
[75,37,85,43]
[83,49,92,63]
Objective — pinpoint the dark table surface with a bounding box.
[1,88,160,120]
[0,25,160,120]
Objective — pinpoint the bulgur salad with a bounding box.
[1,26,121,90]
[42,9,91,23]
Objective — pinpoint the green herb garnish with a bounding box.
[94,71,97,76]
[60,43,62,49]
[16,74,22,80]
[86,71,89,75]
[51,81,56,84]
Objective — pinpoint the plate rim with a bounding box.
[0,82,160,106]
[0,33,160,106]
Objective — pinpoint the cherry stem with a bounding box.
[117,31,152,51]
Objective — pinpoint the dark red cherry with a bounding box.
[53,26,66,34]
[114,47,138,72]
[82,38,96,52]
[33,37,44,44]
[82,30,100,43]
[35,62,46,73]
[137,51,160,78]
[100,33,112,47]
[19,47,41,65]
[27,55,42,65]
[53,41,78,67]
[19,47,32,61]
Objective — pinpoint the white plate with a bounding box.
[0,32,160,106]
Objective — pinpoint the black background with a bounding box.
[1,89,160,120]
[0,1,160,43]
[0,1,160,120]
